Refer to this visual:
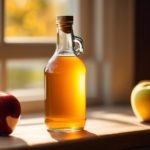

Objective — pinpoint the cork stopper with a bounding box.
[56,16,73,25]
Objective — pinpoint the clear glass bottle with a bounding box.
[44,16,86,132]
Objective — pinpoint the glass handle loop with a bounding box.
[74,36,84,56]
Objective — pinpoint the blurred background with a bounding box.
[0,0,149,113]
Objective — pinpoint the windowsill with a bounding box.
[1,106,150,150]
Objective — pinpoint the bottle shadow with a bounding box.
[0,135,28,149]
[48,130,97,142]
[140,121,150,126]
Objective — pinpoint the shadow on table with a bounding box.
[48,130,97,141]
[0,135,28,149]
[140,121,150,126]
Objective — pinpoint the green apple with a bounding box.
[131,81,150,121]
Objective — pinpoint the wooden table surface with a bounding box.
[1,106,150,150]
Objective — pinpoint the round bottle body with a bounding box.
[44,55,86,132]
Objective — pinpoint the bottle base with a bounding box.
[47,127,83,133]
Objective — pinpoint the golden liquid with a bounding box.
[44,56,86,131]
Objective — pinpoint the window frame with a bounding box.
[0,0,82,113]
[0,0,135,113]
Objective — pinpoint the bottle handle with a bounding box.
[73,36,84,56]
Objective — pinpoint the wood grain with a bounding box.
[1,106,150,150]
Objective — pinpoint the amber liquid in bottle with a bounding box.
[45,16,86,132]
[45,56,86,132]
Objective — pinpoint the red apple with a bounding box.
[0,92,21,135]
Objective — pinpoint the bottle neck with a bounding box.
[56,25,75,56]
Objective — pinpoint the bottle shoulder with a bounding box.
[45,56,86,74]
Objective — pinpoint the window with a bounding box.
[6,59,48,101]
[0,0,135,113]
[4,0,74,43]
[0,0,80,113]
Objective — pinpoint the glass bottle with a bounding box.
[44,16,86,132]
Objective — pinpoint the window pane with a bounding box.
[6,59,48,101]
[4,0,73,39]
